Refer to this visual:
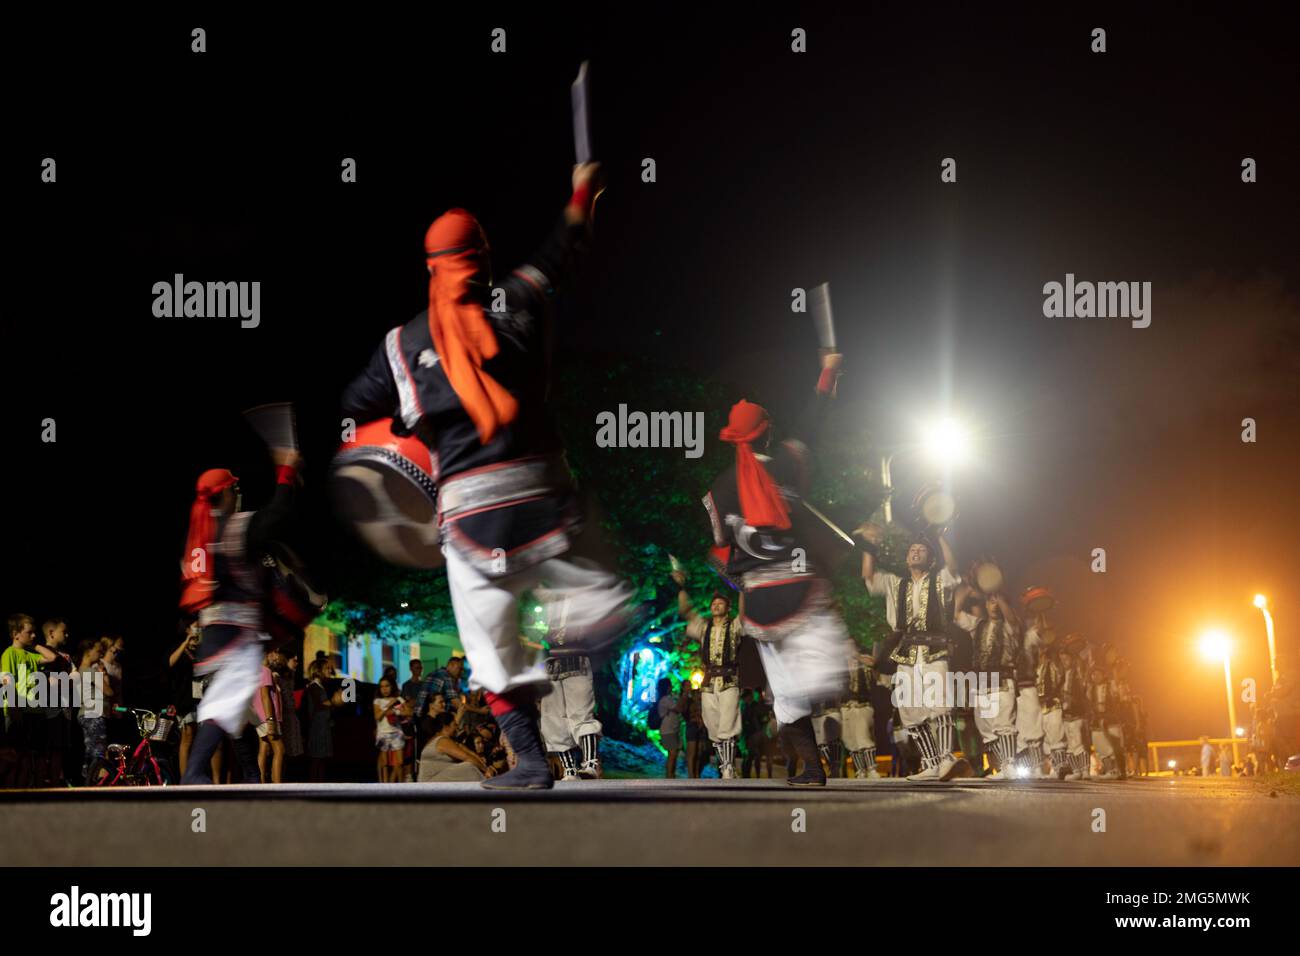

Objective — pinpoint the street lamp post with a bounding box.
[880,452,897,524]
[1253,595,1279,686]
[1200,631,1240,767]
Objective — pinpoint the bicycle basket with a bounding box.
[144,714,176,742]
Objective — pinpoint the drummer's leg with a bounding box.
[443,547,553,790]
[532,555,634,638]
[442,546,545,695]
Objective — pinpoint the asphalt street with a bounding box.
[7,775,1297,866]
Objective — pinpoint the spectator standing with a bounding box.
[254,651,285,783]
[2,614,59,787]
[682,683,707,778]
[374,677,406,782]
[399,660,425,782]
[306,659,343,782]
[652,678,682,778]
[277,653,304,771]
[741,688,772,779]
[40,618,76,787]
[169,622,202,779]
[414,655,466,727]
[75,639,111,784]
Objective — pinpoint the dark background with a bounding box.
[5,8,1297,742]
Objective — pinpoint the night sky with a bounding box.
[7,9,1297,743]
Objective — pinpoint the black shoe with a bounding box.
[480,708,553,790]
[782,717,826,787]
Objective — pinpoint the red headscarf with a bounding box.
[719,400,791,530]
[179,468,238,613]
[424,209,518,444]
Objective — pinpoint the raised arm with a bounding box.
[937,530,958,576]
[168,634,191,669]
[952,578,973,620]
[246,449,302,555]
[496,164,601,323]
[786,351,843,451]
[671,570,699,622]
[994,593,1021,636]
[856,521,885,592]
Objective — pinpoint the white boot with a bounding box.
[908,761,941,781]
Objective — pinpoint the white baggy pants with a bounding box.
[1015,686,1044,746]
[973,683,1018,743]
[539,672,601,752]
[443,543,629,695]
[893,651,951,728]
[701,684,741,742]
[840,701,875,751]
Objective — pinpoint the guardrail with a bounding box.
[1147,737,1247,772]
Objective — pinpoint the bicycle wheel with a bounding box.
[151,754,177,786]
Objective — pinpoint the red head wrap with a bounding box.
[424,209,518,444]
[719,400,791,530]
[179,468,238,613]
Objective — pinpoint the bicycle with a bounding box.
[93,706,178,786]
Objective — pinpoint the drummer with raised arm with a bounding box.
[340,161,634,791]
[858,520,970,781]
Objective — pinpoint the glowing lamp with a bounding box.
[1198,630,1230,662]
[923,418,970,466]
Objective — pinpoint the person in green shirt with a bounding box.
[2,614,59,787]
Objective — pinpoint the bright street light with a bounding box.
[879,417,971,524]
[1198,630,1230,662]
[1198,629,1240,766]
[923,418,971,466]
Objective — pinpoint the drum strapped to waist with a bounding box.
[260,542,327,646]
[437,455,572,522]
[330,418,442,569]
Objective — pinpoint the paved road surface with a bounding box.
[6,776,1297,866]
